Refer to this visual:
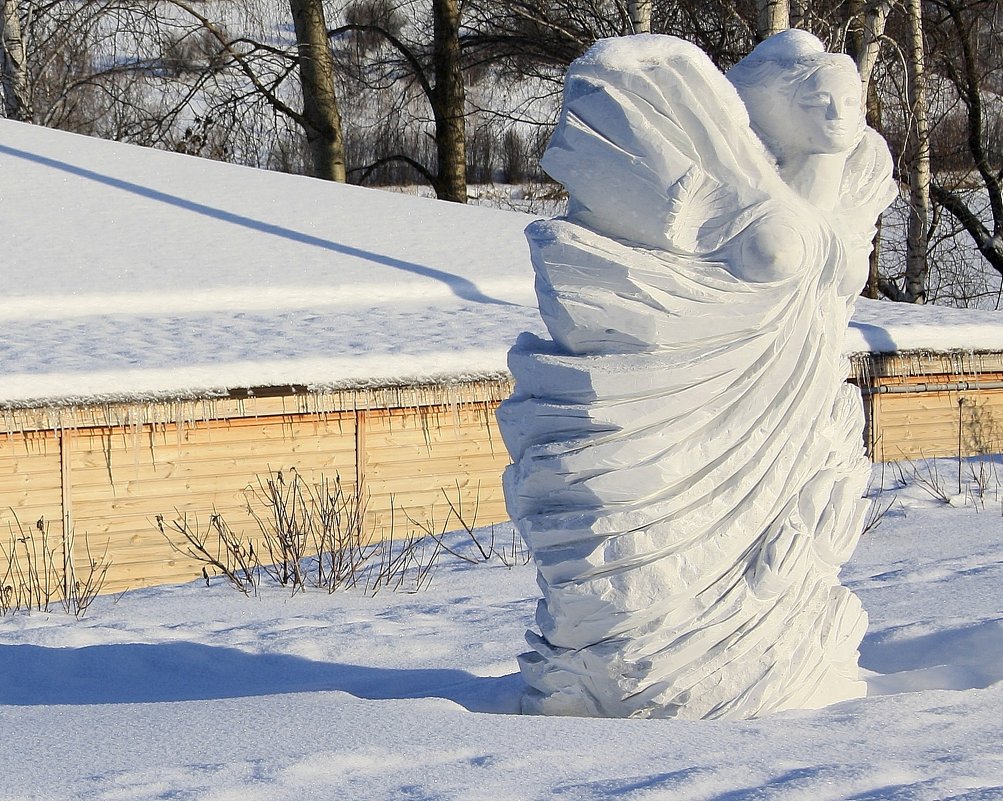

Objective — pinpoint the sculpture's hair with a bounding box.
[727,30,863,163]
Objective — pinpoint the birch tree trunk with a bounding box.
[628,0,651,34]
[904,0,930,303]
[289,0,346,181]
[848,0,892,99]
[847,0,893,300]
[756,0,790,40]
[0,0,31,121]
[431,0,467,202]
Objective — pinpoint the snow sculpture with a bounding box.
[497,30,896,719]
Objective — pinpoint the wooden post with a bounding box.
[957,396,965,494]
[355,409,368,529]
[59,427,75,597]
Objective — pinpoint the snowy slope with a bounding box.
[3,120,1003,408]
[0,461,1000,799]
[0,119,542,406]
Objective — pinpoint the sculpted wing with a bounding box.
[541,35,792,255]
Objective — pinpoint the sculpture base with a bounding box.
[517,600,869,720]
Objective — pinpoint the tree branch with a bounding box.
[932,182,1003,278]
[347,153,435,186]
[943,0,1003,233]
[165,0,306,128]
[329,23,433,104]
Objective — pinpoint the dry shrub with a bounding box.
[0,512,111,618]
[157,469,526,597]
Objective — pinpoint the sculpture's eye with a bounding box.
[801,92,832,108]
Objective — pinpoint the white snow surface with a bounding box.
[0,119,542,406]
[3,119,1003,407]
[849,298,1003,354]
[0,459,1001,799]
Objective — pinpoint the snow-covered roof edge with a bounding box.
[1,373,517,434]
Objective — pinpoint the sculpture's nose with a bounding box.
[826,98,841,120]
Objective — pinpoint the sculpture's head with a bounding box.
[727,29,863,164]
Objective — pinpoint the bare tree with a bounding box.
[165,0,346,181]
[462,0,629,73]
[331,0,469,202]
[1,0,31,120]
[925,0,1003,288]
[19,0,191,139]
[289,0,346,181]
[903,0,931,302]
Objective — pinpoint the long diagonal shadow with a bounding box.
[0,144,517,307]
[0,642,523,714]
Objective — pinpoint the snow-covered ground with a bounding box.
[0,459,1000,800]
[3,118,1003,409]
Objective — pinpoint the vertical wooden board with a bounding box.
[362,404,511,538]
[862,392,880,461]
[961,391,1003,455]
[68,415,358,593]
[0,431,65,598]
[0,432,64,531]
[876,391,957,461]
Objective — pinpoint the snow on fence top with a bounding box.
[848,298,1003,355]
[1,119,1001,408]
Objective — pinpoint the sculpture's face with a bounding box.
[789,65,862,156]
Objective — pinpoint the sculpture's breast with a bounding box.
[725,204,825,284]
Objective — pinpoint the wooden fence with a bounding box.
[850,353,1003,462]
[0,382,512,594]
[3,358,1003,595]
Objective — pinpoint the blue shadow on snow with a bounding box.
[0,641,522,714]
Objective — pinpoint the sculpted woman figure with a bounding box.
[497,30,895,719]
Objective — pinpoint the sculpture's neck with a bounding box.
[780,153,846,211]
